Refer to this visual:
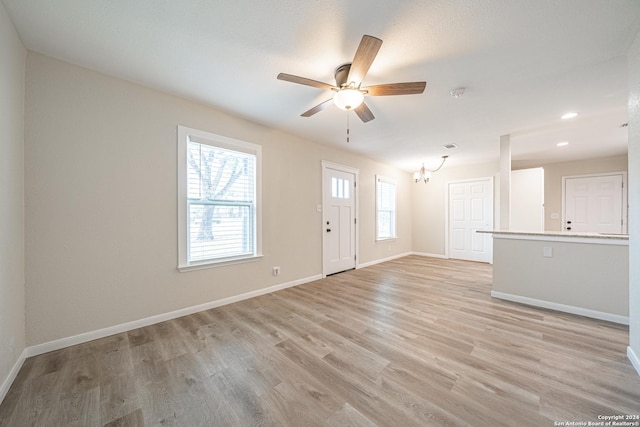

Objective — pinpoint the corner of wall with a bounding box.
[627,28,640,372]
[0,0,27,404]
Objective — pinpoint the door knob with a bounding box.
[566,220,572,224]
[567,227,572,230]
[326,228,331,232]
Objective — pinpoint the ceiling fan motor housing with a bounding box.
[334,63,352,88]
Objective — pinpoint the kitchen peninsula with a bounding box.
[478,230,629,324]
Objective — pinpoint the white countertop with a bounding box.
[477,229,629,241]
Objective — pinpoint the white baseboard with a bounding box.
[25,274,322,358]
[629,347,640,377]
[490,291,629,325]
[411,251,448,259]
[0,349,27,404]
[357,252,413,269]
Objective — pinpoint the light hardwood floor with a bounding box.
[1,256,639,426]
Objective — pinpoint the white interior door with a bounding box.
[449,178,493,263]
[323,164,357,275]
[564,174,625,233]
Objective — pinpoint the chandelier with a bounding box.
[414,156,448,183]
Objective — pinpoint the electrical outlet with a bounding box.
[272,266,280,276]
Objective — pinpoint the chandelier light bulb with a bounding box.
[414,156,448,184]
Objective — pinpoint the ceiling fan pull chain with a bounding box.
[346,111,350,143]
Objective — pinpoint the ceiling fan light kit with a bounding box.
[277,35,427,124]
[333,89,364,110]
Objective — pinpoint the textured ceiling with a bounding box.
[4,0,639,171]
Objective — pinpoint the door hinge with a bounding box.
[354,181,357,188]
[354,218,357,224]
[354,254,357,261]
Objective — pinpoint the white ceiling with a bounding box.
[4,0,639,171]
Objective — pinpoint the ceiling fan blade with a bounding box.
[364,82,426,96]
[347,35,383,88]
[301,98,334,117]
[354,102,375,123]
[277,73,337,91]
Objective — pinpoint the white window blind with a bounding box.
[178,126,262,270]
[376,175,396,240]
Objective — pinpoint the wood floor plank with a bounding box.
[275,338,421,426]
[57,386,101,426]
[102,407,144,427]
[99,373,140,425]
[257,382,325,427]
[2,255,639,426]
[325,402,377,427]
[58,352,100,401]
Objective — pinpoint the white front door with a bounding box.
[323,163,357,275]
[449,178,493,263]
[564,173,625,233]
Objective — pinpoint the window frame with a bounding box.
[375,174,397,241]
[177,125,262,271]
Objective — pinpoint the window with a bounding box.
[331,177,350,199]
[178,126,262,270]
[376,175,396,240]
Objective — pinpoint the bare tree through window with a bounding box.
[186,141,255,261]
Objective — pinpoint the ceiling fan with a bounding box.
[277,35,426,123]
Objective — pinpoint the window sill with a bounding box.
[178,254,263,272]
[376,237,398,242]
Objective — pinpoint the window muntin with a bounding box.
[178,126,261,270]
[376,175,397,240]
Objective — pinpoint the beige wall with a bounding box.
[24,52,413,346]
[531,155,628,232]
[492,237,629,318]
[628,30,640,368]
[0,2,26,394]
[411,161,500,256]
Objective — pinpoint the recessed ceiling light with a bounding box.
[450,88,465,98]
[561,112,578,120]
[557,141,569,147]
